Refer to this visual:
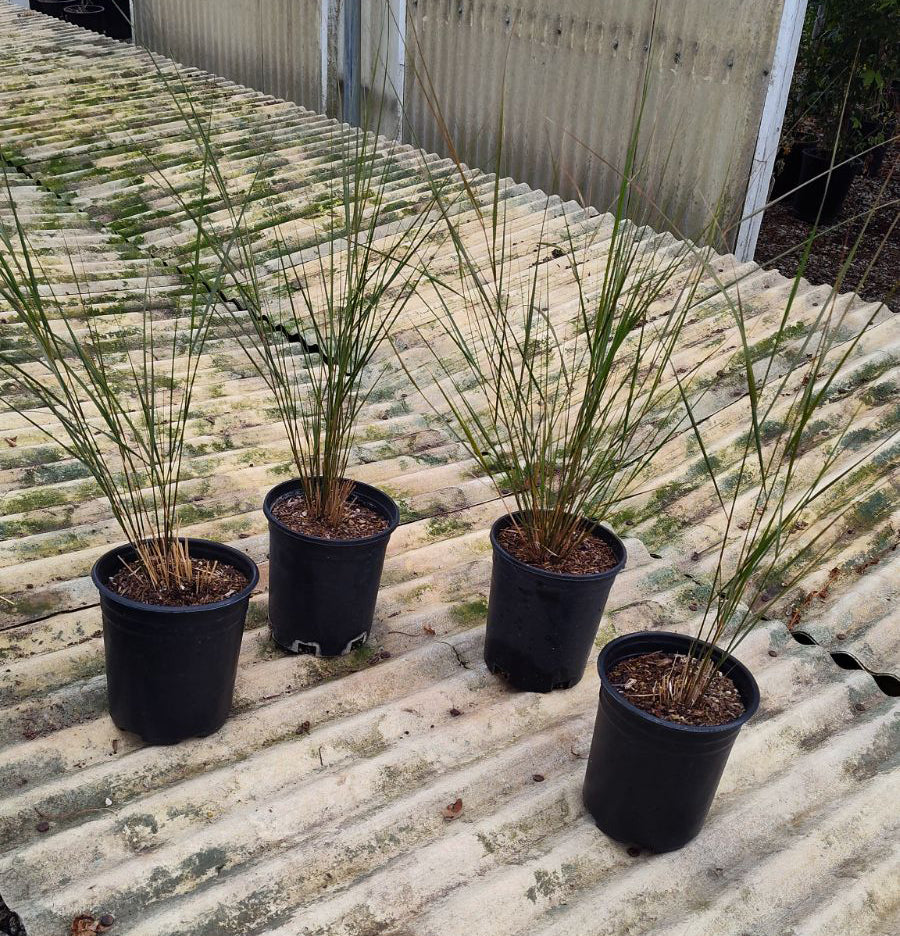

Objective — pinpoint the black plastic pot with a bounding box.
[860,119,895,178]
[92,538,258,745]
[31,1,132,40]
[770,135,820,200]
[583,631,760,852]
[264,478,399,656]
[29,0,71,20]
[63,4,104,20]
[792,147,858,224]
[484,512,627,693]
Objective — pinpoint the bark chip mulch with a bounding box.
[272,492,389,539]
[608,651,745,726]
[498,523,619,575]
[108,558,248,606]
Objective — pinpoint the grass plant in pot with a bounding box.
[402,105,717,692]
[0,167,258,745]
[583,235,894,851]
[159,98,443,657]
[247,213,432,656]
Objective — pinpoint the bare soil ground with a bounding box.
[755,143,898,311]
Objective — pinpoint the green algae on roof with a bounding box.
[450,596,488,627]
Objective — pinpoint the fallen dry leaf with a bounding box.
[71,916,98,936]
[4,437,16,448]
[423,625,436,636]
[70,913,115,935]
[442,797,463,820]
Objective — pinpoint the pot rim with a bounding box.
[597,630,760,734]
[489,510,627,583]
[264,476,400,546]
[91,536,259,615]
[800,146,861,167]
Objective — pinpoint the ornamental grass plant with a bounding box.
[141,58,447,530]
[0,152,235,596]
[399,68,723,572]
[665,193,898,709]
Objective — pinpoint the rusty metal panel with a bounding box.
[0,6,898,936]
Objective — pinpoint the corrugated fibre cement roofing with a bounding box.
[0,3,898,935]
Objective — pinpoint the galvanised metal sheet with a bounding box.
[404,0,786,246]
[0,5,897,934]
[134,0,323,117]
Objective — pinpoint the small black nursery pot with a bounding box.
[484,512,627,693]
[792,147,858,224]
[30,1,71,21]
[770,136,816,200]
[59,2,133,40]
[583,631,760,852]
[264,478,399,657]
[92,538,258,746]
[62,2,105,30]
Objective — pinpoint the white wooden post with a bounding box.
[321,0,331,114]
[735,0,808,261]
[393,0,407,132]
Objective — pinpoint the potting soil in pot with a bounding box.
[271,491,390,539]
[496,522,619,574]
[107,559,249,606]
[608,650,746,726]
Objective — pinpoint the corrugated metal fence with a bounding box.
[405,0,786,247]
[133,0,324,110]
[132,0,795,252]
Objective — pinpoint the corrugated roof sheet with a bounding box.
[0,4,898,934]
